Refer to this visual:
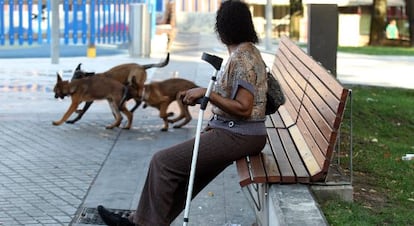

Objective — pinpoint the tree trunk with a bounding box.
[369,0,387,45]
[406,0,414,46]
[289,0,302,40]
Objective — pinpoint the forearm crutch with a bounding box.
[183,52,223,226]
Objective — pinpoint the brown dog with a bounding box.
[53,73,133,129]
[67,53,170,124]
[132,77,198,131]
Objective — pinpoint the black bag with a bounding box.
[265,70,285,115]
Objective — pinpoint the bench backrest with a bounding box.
[271,36,349,181]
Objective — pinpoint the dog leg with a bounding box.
[120,104,133,130]
[129,99,142,112]
[168,97,186,124]
[158,103,171,131]
[171,99,192,129]
[53,101,80,126]
[66,101,94,124]
[106,101,123,129]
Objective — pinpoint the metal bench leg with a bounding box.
[242,183,269,226]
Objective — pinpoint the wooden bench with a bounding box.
[236,36,352,225]
[155,1,176,51]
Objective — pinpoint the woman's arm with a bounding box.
[182,86,253,118]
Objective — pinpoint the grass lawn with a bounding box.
[338,45,414,56]
[319,86,414,225]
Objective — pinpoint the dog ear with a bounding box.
[75,63,82,71]
[56,73,63,82]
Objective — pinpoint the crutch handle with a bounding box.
[202,52,223,71]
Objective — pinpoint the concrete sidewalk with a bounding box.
[0,32,257,226]
[0,32,413,226]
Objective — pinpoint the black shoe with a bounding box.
[97,205,135,226]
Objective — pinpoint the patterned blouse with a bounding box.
[212,42,267,121]
[208,42,267,135]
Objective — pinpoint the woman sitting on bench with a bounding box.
[97,1,269,225]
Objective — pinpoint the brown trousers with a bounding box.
[131,128,266,226]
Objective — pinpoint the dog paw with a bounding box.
[52,121,61,126]
[66,120,75,124]
[105,126,115,129]
[173,125,182,129]
[160,128,168,132]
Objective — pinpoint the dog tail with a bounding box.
[142,52,170,70]
[119,86,129,110]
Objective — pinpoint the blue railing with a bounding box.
[0,0,161,46]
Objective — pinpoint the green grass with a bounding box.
[320,86,414,226]
[338,45,414,56]
[296,42,414,55]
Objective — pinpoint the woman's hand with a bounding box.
[182,86,253,118]
[181,87,206,106]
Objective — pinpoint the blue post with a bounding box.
[0,0,4,45]
[97,0,101,43]
[111,0,116,43]
[156,0,162,11]
[46,0,51,44]
[103,0,107,43]
[117,0,121,42]
[149,0,156,38]
[90,0,96,46]
[73,1,79,44]
[64,0,69,44]
[82,0,87,44]
[18,0,24,45]
[110,0,114,42]
[108,0,112,43]
[37,0,43,44]
[122,0,127,42]
[28,0,33,45]
[9,0,14,45]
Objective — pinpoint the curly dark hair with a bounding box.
[215,0,259,45]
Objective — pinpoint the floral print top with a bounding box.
[212,42,267,121]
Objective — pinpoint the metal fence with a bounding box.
[0,0,220,47]
[0,0,156,46]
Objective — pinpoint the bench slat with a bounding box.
[236,158,253,187]
[274,53,307,116]
[268,111,285,129]
[265,117,275,128]
[296,111,328,168]
[279,128,311,183]
[262,147,281,183]
[279,46,342,115]
[267,129,296,183]
[249,154,267,184]
[280,36,344,100]
[302,95,335,141]
[277,106,296,128]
